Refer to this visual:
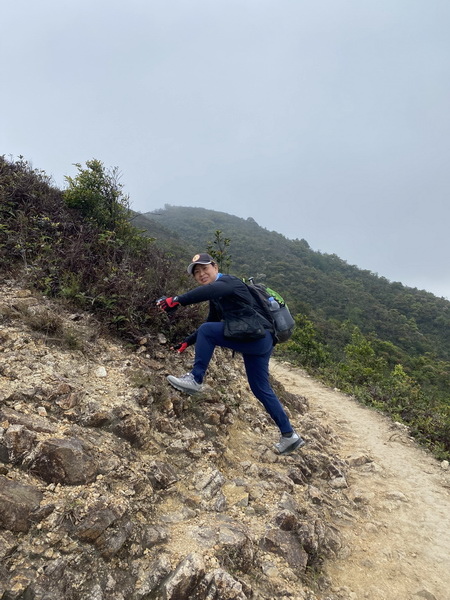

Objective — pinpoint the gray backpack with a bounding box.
[246,278,295,343]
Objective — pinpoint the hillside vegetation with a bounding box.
[0,158,204,347]
[142,205,450,460]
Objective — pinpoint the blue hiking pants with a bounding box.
[191,321,293,434]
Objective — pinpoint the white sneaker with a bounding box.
[274,431,305,455]
[167,372,204,395]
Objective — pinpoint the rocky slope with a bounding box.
[0,277,373,600]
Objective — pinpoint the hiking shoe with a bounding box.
[167,372,203,395]
[274,431,305,455]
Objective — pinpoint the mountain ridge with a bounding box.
[139,205,450,360]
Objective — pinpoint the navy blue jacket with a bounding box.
[176,274,273,346]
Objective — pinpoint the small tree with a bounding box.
[285,314,329,368]
[207,230,232,273]
[339,327,385,386]
[64,159,130,232]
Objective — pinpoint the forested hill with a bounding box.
[141,205,450,362]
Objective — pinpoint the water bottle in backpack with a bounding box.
[267,296,295,343]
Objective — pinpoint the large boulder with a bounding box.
[29,437,99,484]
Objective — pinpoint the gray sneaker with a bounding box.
[274,431,305,455]
[167,372,203,395]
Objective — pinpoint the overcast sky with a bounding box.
[2,1,450,299]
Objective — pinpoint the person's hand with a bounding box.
[172,342,189,354]
[156,296,180,313]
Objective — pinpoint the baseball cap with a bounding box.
[187,253,215,275]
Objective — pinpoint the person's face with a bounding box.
[193,262,218,285]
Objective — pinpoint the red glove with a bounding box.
[156,296,180,313]
[172,342,189,354]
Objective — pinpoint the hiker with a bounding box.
[156,252,305,455]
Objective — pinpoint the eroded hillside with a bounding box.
[3,276,449,600]
[0,276,357,600]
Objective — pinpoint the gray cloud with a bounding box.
[2,0,449,298]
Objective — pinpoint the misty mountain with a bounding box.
[139,205,450,362]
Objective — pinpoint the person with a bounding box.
[156,253,305,455]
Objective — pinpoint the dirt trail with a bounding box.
[271,360,450,600]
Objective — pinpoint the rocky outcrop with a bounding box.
[29,436,100,484]
[0,280,359,599]
[0,477,43,532]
